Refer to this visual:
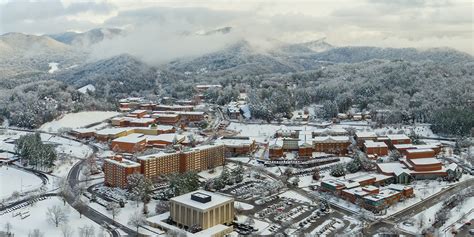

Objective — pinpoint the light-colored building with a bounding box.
[170,190,234,230]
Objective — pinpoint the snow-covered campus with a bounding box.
[1,2,474,236]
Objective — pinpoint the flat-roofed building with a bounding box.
[104,156,141,188]
[355,131,377,147]
[312,136,351,155]
[364,140,389,156]
[216,137,257,156]
[177,111,205,122]
[268,144,283,159]
[138,151,181,180]
[95,128,129,142]
[111,133,147,153]
[405,148,436,159]
[70,128,95,139]
[363,189,402,212]
[153,113,181,125]
[170,190,234,230]
[298,142,313,158]
[386,134,411,147]
[312,128,348,137]
[146,134,185,148]
[128,110,148,118]
[181,145,225,172]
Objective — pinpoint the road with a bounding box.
[67,153,136,237]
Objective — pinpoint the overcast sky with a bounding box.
[0,0,472,54]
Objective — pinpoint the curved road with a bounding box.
[0,127,136,237]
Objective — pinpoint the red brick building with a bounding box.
[111,133,147,153]
[313,136,351,155]
[364,140,389,156]
[104,156,141,188]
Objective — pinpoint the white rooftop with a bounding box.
[112,133,146,143]
[386,134,410,140]
[409,158,441,165]
[170,190,233,210]
[95,128,128,136]
[312,136,350,143]
[105,158,140,168]
[406,148,434,154]
[355,131,377,138]
[146,134,184,143]
[364,140,388,148]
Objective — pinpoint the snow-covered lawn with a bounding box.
[40,111,120,132]
[0,166,43,199]
[89,199,163,236]
[0,196,109,236]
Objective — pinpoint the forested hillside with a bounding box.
[0,31,473,135]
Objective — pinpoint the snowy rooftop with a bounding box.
[112,133,146,143]
[177,111,205,115]
[364,140,388,148]
[215,137,254,146]
[312,136,350,143]
[406,148,434,154]
[377,162,409,176]
[342,187,369,196]
[387,184,411,191]
[170,190,233,210]
[409,158,441,165]
[105,158,140,168]
[386,134,410,141]
[355,131,377,138]
[393,144,416,149]
[146,134,184,143]
[364,189,400,202]
[130,110,147,114]
[130,118,156,123]
[153,113,179,118]
[137,150,179,161]
[95,128,128,136]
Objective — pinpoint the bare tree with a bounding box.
[155,201,169,214]
[57,178,73,206]
[46,205,69,227]
[28,229,44,237]
[73,198,88,218]
[60,224,74,237]
[128,211,146,234]
[78,225,95,237]
[3,222,12,235]
[107,202,121,223]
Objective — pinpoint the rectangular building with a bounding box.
[170,190,234,230]
[104,156,141,188]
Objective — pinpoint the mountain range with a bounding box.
[0,27,473,87]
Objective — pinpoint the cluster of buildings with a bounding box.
[320,174,414,212]
[104,144,225,188]
[352,131,462,182]
[268,128,351,159]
